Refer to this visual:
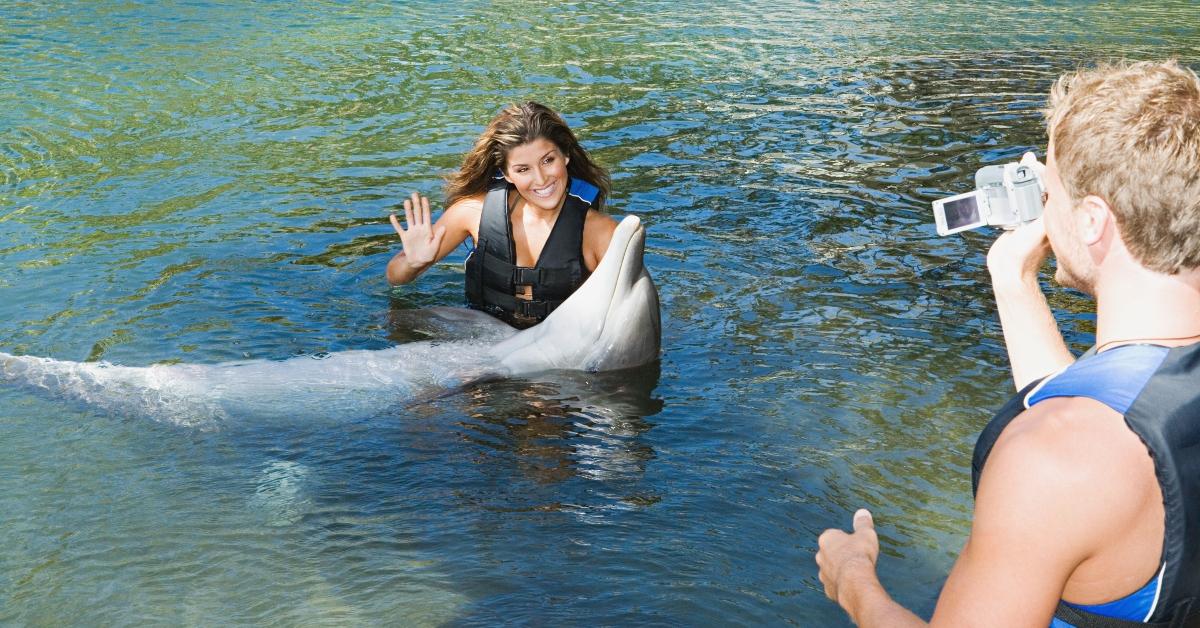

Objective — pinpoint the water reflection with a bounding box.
[454,363,663,509]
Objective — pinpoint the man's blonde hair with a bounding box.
[1045,60,1200,274]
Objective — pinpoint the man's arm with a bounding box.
[816,510,926,627]
[817,399,1144,626]
[928,400,1093,624]
[987,218,1074,389]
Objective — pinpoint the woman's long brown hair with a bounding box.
[444,102,611,209]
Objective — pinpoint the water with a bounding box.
[2,1,1198,625]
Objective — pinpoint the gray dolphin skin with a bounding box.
[0,215,660,427]
[489,213,660,373]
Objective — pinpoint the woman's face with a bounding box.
[503,137,569,212]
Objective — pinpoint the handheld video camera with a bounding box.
[932,158,1045,236]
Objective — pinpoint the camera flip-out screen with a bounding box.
[933,191,987,236]
[944,196,980,228]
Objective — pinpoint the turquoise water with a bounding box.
[2,1,1198,625]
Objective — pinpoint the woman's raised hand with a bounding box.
[390,192,447,271]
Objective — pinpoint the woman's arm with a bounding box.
[386,193,480,286]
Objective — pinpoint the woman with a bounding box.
[387,102,618,329]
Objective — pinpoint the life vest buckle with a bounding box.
[514,299,549,319]
[512,267,542,286]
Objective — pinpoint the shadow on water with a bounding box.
[451,362,664,494]
[223,360,668,625]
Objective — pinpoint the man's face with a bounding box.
[1044,144,1096,294]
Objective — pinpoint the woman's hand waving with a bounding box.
[390,192,447,272]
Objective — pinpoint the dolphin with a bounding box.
[0,215,660,427]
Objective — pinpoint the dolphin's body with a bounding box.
[0,216,660,427]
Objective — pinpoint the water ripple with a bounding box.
[1,1,1196,624]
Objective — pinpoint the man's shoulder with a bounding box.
[955,397,1163,623]
[981,395,1157,529]
[996,396,1147,474]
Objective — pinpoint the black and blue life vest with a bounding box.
[973,343,1200,628]
[464,176,600,329]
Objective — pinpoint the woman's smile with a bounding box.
[530,181,558,199]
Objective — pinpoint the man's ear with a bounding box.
[1077,195,1112,246]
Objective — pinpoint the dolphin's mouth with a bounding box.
[571,216,648,345]
[592,217,646,339]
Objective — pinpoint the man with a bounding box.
[816,60,1200,627]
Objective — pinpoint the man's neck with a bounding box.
[1094,263,1200,350]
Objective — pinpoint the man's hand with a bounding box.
[986,152,1051,291]
[986,217,1051,292]
[1019,150,1045,176]
[817,509,880,607]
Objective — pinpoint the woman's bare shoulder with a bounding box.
[441,194,484,229]
[585,209,618,236]
[583,209,619,269]
[446,194,485,214]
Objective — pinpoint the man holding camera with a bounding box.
[816,60,1200,627]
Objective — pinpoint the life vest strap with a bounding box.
[1054,596,1199,627]
[477,284,559,327]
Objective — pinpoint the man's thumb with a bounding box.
[853,508,874,532]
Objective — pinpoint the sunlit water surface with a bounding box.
[2,1,1198,625]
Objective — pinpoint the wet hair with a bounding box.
[444,102,611,210]
[1045,59,1200,274]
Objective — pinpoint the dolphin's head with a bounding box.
[490,215,661,374]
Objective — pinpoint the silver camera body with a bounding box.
[932,161,1044,236]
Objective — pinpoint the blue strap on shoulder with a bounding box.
[1052,568,1163,624]
[568,178,599,206]
[1028,344,1170,414]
